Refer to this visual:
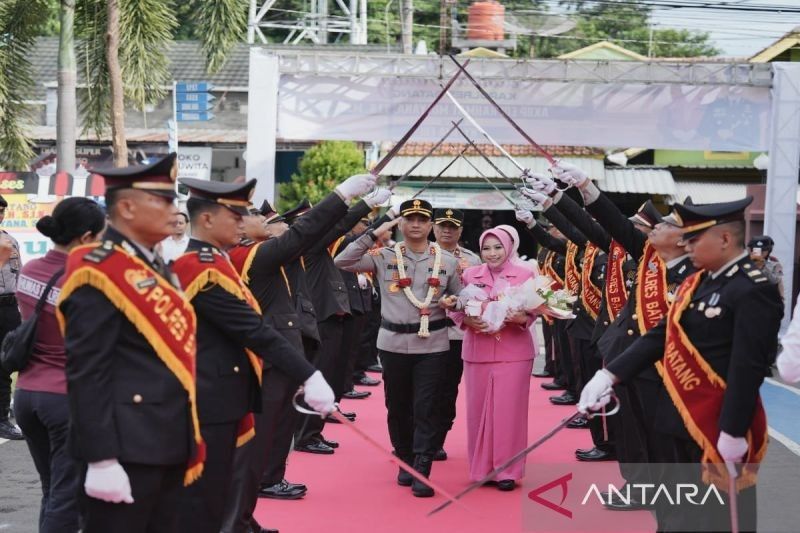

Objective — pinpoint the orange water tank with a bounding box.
[467,1,505,41]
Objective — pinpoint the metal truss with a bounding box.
[248,1,367,46]
[272,50,772,87]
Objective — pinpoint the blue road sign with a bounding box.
[176,92,216,104]
[177,112,215,122]
[175,82,214,93]
[178,102,214,112]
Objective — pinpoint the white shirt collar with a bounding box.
[710,251,748,279]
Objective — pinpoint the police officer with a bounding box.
[171,178,335,533]
[430,208,480,461]
[57,153,201,532]
[335,199,462,498]
[746,235,784,298]
[580,197,782,532]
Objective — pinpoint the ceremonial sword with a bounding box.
[448,55,557,166]
[371,60,470,178]
[428,394,620,517]
[457,152,516,208]
[388,119,463,191]
[409,145,471,200]
[292,394,469,513]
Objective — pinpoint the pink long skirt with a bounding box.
[464,359,534,482]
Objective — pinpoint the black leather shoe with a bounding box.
[411,455,434,498]
[433,448,447,461]
[0,419,23,440]
[325,412,356,424]
[355,375,381,386]
[294,441,334,455]
[319,436,339,449]
[566,418,588,429]
[258,480,306,500]
[532,370,552,378]
[549,392,577,405]
[497,480,516,491]
[541,381,567,391]
[574,447,594,456]
[397,467,413,486]
[366,363,383,373]
[575,448,615,462]
[342,389,371,400]
[282,479,307,492]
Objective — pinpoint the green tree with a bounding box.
[277,141,365,212]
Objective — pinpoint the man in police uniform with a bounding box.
[747,235,784,298]
[0,194,23,440]
[580,197,783,531]
[58,153,200,532]
[430,208,480,461]
[335,199,462,498]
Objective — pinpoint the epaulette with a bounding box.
[239,238,256,247]
[84,240,115,264]
[741,262,768,283]
[198,247,216,263]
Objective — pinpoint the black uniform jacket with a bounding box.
[303,200,371,322]
[183,240,316,424]
[607,256,783,438]
[61,226,192,465]
[245,192,349,350]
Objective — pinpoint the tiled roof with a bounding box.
[26,125,247,144]
[392,142,605,158]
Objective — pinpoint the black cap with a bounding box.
[672,196,753,240]
[434,208,464,227]
[179,178,256,216]
[399,199,433,219]
[94,152,177,198]
[629,200,663,229]
[282,198,312,223]
[258,199,285,224]
[747,235,774,249]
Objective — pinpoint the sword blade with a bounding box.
[458,152,515,207]
[452,122,513,181]
[427,411,584,517]
[371,60,470,177]
[410,145,470,199]
[327,410,468,512]
[726,462,740,533]
[390,119,463,190]
[448,55,556,165]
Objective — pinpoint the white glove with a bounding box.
[335,173,378,202]
[357,273,369,289]
[303,370,336,416]
[550,161,589,188]
[84,459,134,504]
[717,431,748,463]
[520,187,552,208]
[577,369,616,414]
[387,205,400,219]
[363,187,392,208]
[777,349,800,383]
[522,172,557,195]
[515,208,535,229]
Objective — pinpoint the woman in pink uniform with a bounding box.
[448,226,538,491]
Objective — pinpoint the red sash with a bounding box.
[328,235,346,258]
[635,242,670,336]
[580,243,602,320]
[564,242,580,297]
[543,250,564,290]
[229,241,292,297]
[661,273,768,491]
[604,240,628,322]
[56,244,205,485]
[173,249,264,448]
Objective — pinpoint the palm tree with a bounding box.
[58,0,77,173]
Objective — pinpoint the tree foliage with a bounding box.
[277,141,365,212]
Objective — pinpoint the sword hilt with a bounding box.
[291,389,337,417]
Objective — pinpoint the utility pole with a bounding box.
[439,0,448,55]
[401,0,413,54]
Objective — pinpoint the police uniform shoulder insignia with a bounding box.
[84,240,115,263]
[753,277,769,283]
[240,238,256,247]
[725,265,739,277]
[198,247,216,263]
[743,262,752,269]
[120,240,138,256]
[747,269,762,277]
[678,264,687,275]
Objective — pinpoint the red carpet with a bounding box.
[254,366,656,533]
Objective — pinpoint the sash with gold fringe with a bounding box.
[543,250,564,290]
[173,249,264,448]
[661,272,768,491]
[229,241,292,297]
[56,244,205,486]
[580,243,602,320]
[635,242,669,336]
[564,242,580,297]
[605,240,628,322]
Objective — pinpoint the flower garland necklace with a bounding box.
[394,241,442,337]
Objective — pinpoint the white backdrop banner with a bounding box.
[277,76,770,151]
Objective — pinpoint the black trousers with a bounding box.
[355,300,381,373]
[296,316,343,444]
[80,462,184,533]
[177,421,238,533]
[380,350,447,458]
[572,338,614,452]
[0,303,21,418]
[554,322,576,394]
[223,367,300,533]
[14,389,81,533]
[339,312,369,396]
[432,339,463,451]
[611,382,651,486]
[541,320,557,375]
